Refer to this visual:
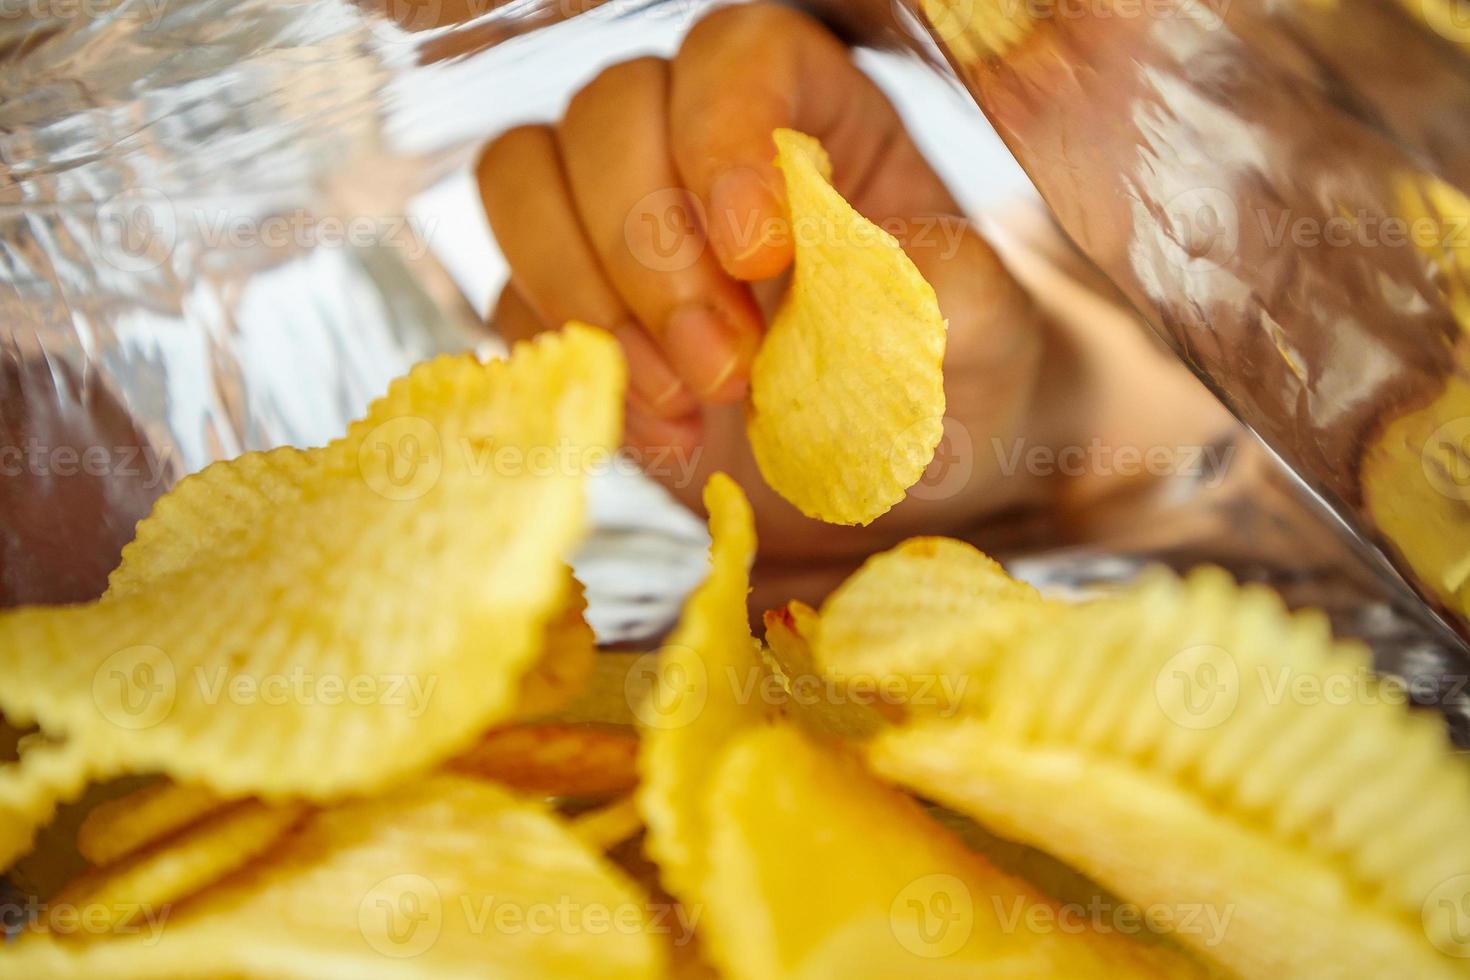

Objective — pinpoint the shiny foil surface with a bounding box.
[909,0,1470,651]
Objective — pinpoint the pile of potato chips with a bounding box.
[2,131,1469,977]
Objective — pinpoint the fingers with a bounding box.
[489,282,544,346]
[477,124,698,419]
[670,2,955,279]
[557,57,763,404]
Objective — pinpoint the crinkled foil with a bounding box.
[901,0,1470,727]
[0,0,713,639]
[1,0,1466,733]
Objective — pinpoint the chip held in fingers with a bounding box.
[747,128,948,526]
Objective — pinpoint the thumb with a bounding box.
[669,3,924,281]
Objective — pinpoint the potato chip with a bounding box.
[46,799,308,934]
[815,537,1048,716]
[702,723,1203,978]
[869,567,1470,978]
[541,651,646,729]
[76,781,229,867]
[570,795,644,851]
[636,473,771,901]
[0,324,624,871]
[4,774,664,978]
[762,603,889,739]
[747,129,947,526]
[448,723,639,800]
[512,574,598,719]
[0,739,92,872]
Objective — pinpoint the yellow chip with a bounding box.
[815,537,1047,716]
[570,795,645,852]
[0,739,93,873]
[636,473,771,901]
[869,567,1470,979]
[448,722,640,800]
[513,573,598,719]
[0,324,624,871]
[540,651,646,729]
[747,129,947,526]
[76,781,229,867]
[762,603,889,739]
[46,799,308,934]
[702,723,1203,978]
[5,774,665,979]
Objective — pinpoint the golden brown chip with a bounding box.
[46,800,308,935]
[541,651,647,729]
[449,723,639,800]
[747,129,947,526]
[869,567,1470,978]
[570,795,644,852]
[762,602,890,738]
[0,325,623,872]
[5,774,665,978]
[1,739,93,873]
[513,573,598,719]
[76,782,229,868]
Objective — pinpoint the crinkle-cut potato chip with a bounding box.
[702,723,1204,979]
[513,574,598,718]
[816,537,1049,717]
[762,603,890,739]
[0,739,92,872]
[76,781,229,867]
[637,473,774,901]
[869,566,1470,979]
[747,129,947,526]
[44,799,308,934]
[570,795,644,851]
[541,651,645,729]
[0,324,624,870]
[448,722,639,800]
[4,774,664,979]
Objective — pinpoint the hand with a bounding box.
[477,2,1069,559]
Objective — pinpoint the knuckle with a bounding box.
[477,124,552,180]
[683,1,806,49]
[567,56,668,118]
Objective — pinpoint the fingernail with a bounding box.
[663,304,752,402]
[611,323,698,418]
